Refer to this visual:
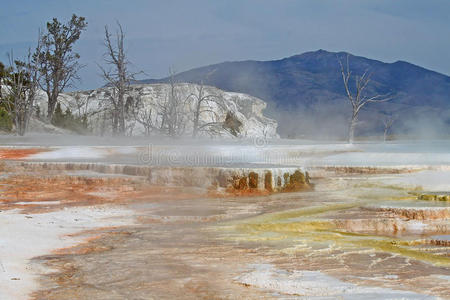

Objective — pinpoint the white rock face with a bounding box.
[34,83,278,138]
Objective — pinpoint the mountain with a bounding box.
[137,50,450,138]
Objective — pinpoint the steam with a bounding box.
[265,101,450,140]
[226,67,450,140]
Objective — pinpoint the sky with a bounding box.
[1,0,449,90]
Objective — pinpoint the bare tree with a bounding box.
[125,118,136,136]
[339,55,393,143]
[186,83,224,137]
[157,69,187,137]
[134,106,154,135]
[99,22,138,135]
[2,49,40,136]
[99,111,108,136]
[72,93,90,118]
[382,114,396,142]
[131,90,157,136]
[68,92,94,130]
[34,15,87,122]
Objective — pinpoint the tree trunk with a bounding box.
[18,116,25,136]
[16,111,25,136]
[112,109,118,135]
[46,92,58,122]
[192,127,198,138]
[192,109,200,138]
[118,93,125,135]
[18,124,25,136]
[348,115,357,144]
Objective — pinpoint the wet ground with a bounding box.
[0,139,449,299]
[26,172,448,299]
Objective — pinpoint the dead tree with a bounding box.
[69,92,93,130]
[73,93,90,119]
[185,83,224,137]
[3,50,40,136]
[34,15,87,121]
[134,106,154,135]
[131,91,157,136]
[99,22,137,135]
[382,114,396,142]
[157,69,187,137]
[339,55,393,143]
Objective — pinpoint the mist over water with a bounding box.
[265,101,450,140]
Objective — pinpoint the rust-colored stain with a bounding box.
[53,235,111,255]
[0,173,214,214]
[53,229,132,256]
[0,174,140,213]
[0,148,47,160]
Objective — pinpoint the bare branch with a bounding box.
[337,54,395,143]
[99,21,138,135]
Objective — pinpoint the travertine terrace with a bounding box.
[0,136,449,299]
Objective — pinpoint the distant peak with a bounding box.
[305,49,332,55]
[291,49,350,58]
[286,49,331,60]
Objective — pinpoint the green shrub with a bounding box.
[0,107,12,132]
[51,103,90,134]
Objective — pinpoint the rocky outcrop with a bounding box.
[33,83,278,138]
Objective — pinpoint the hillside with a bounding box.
[33,83,278,139]
[138,50,450,138]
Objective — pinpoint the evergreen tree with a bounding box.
[34,15,87,121]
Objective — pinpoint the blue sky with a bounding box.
[1,0,449,90]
